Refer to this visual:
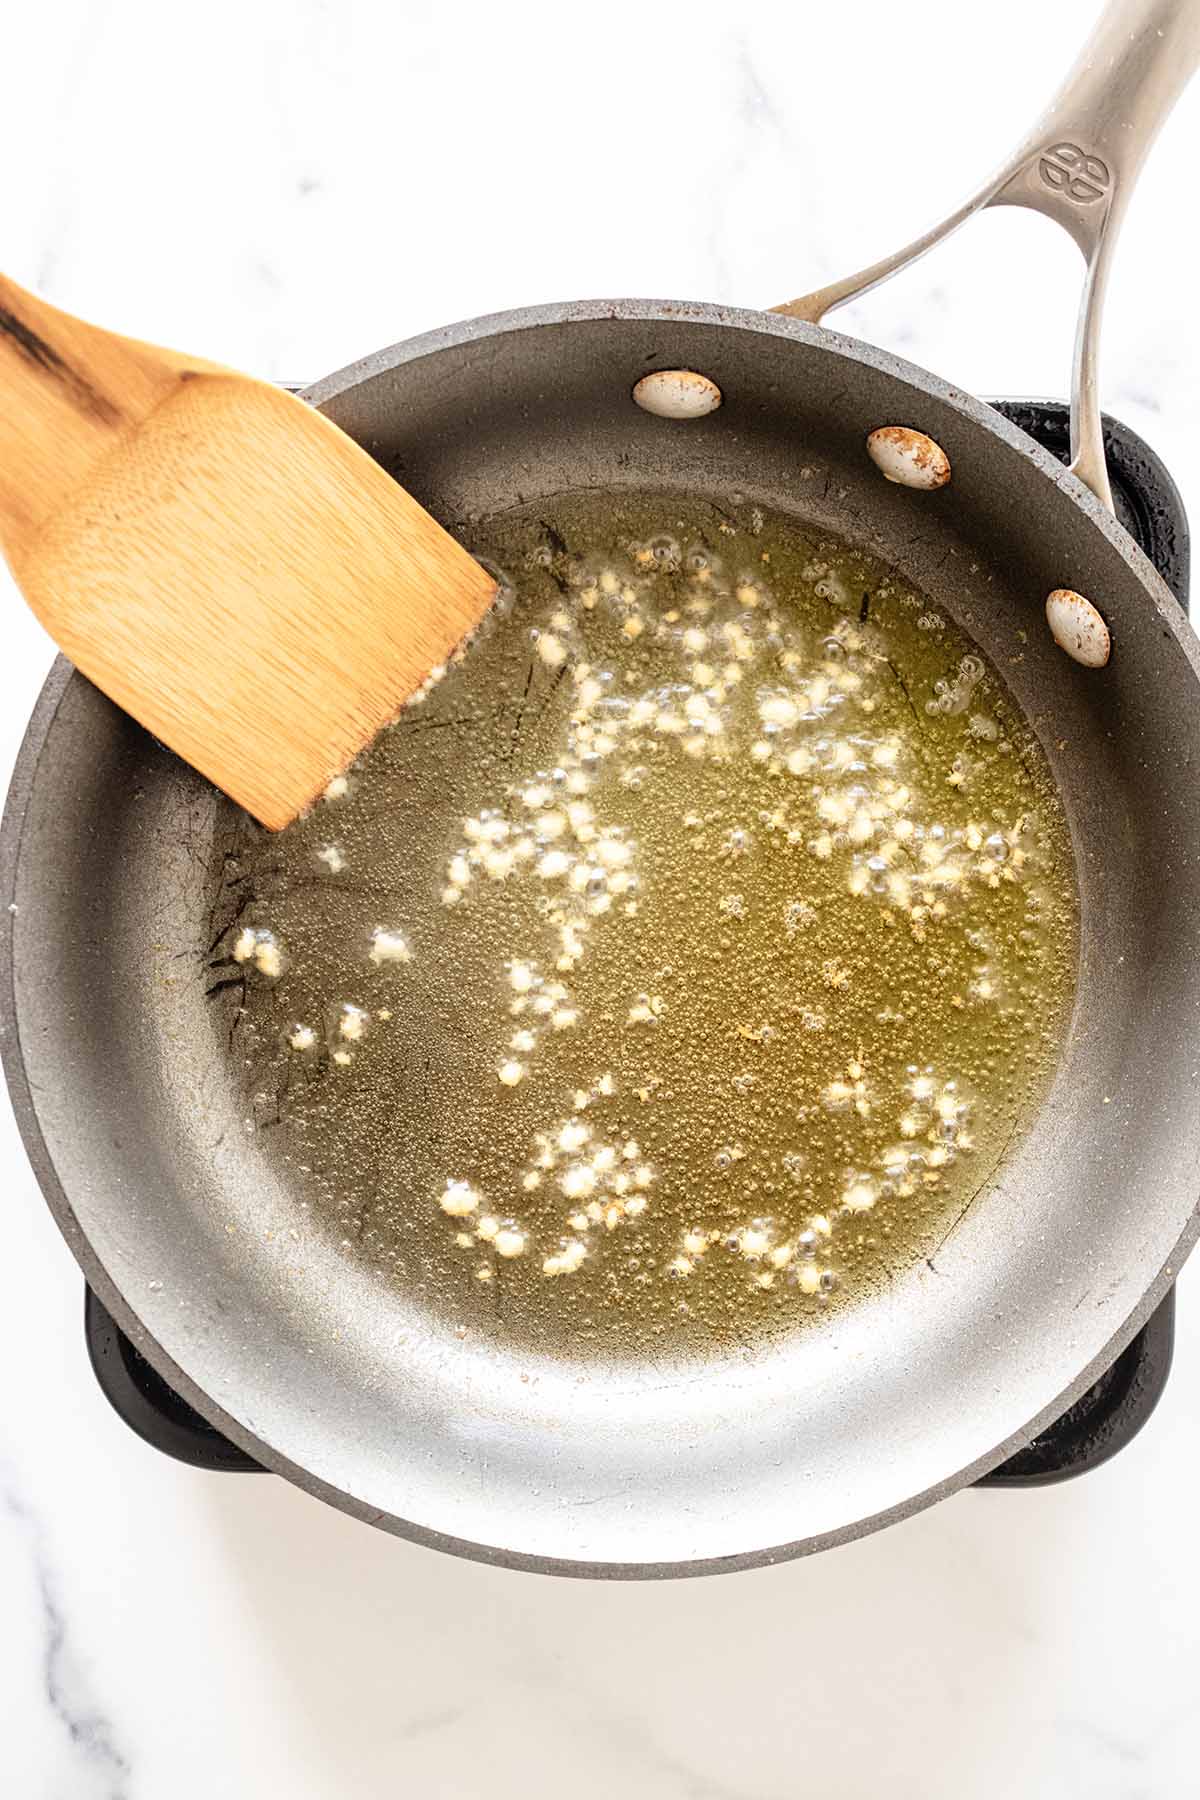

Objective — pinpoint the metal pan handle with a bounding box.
[773,0,1200,513]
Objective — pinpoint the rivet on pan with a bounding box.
[866,426,951,490]
[1045,588,1111,668]
[633,370,723,420]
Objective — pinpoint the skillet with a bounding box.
[4,0,1200,1574]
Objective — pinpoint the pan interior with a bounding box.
[9,303,1200,1571]
[210,487,1076,1367]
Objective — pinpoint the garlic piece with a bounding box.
[232,927,283,978]
[543,1239,587,1277]
[337,1004,369,1041]
[254,939,282,978]
[369,928,411,965]
[440,1180,480,1217]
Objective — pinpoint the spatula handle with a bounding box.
[0,276,215,555]
[773,0,1200,513]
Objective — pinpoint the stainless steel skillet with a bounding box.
[4,0,1200,1575]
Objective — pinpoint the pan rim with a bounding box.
[306,294,1184,602]
[5,296,1200,1576]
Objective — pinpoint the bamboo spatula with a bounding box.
[0,275,497,828]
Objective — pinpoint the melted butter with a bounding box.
[214,494,1077,1359]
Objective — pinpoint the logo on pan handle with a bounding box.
[1038,142,1111,204]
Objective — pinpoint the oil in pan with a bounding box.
[209,493,1077,1361]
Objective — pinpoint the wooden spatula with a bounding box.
[0,275,497,828]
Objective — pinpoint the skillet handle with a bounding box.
[772,0,1200,514]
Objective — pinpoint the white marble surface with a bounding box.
[4,1,1200,1793]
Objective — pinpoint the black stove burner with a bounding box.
[83,398,1188,1487]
